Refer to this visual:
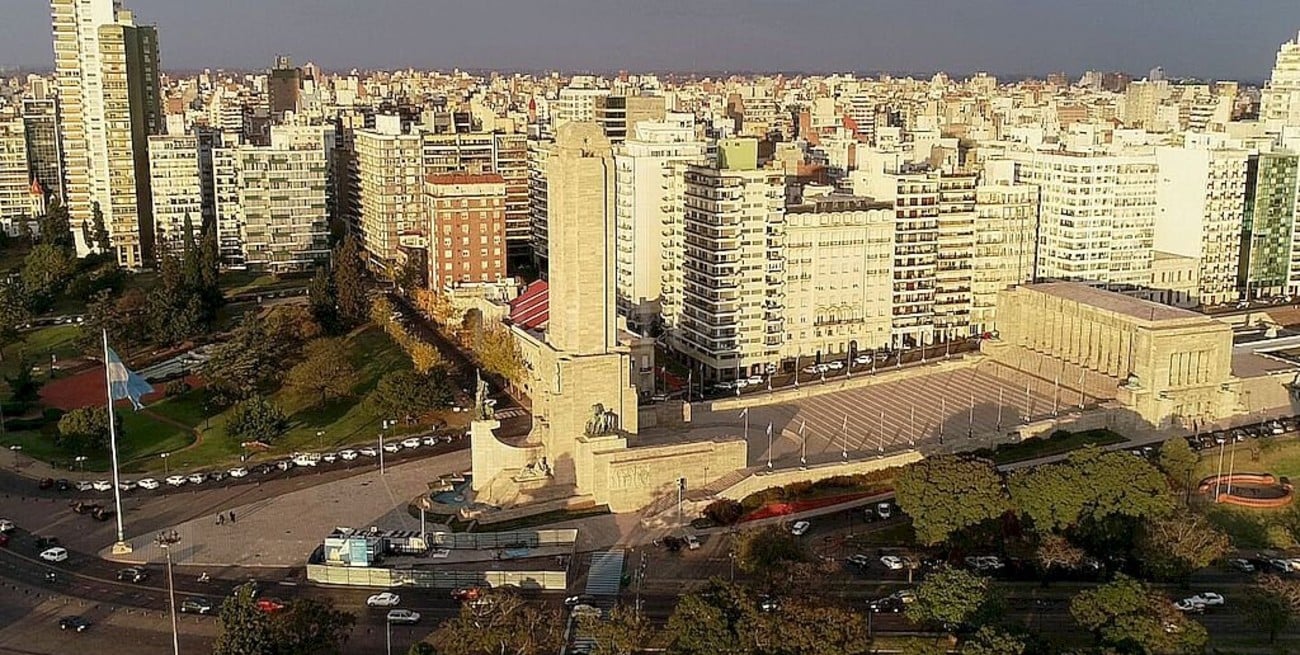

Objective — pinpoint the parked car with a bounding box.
[74,480,94,491]
[387,609,421,625]
[91,480,112,492]
[70,502,100,515]
[115,567,147,583]
[0,519,13,533]
[206,471,226,482]
[255,598,287,614]
[451,587,483,602]
[846,554,872,568]
[228,467,249,478]
[565,594,596,607]
[746,375,765,386]
[321,453,338,464]
[40,547,68,563]
[401,437,422,449]
[366,592,401,607]
[684,534,701,550]
[880,555,905,570]
[790,520,811,536]
[758,596,780,613]
[876,502,894,519]
[339,450,359,461]
[1226,558,1256,573]
[1174,598,1205,613]
[291,454,319,467]
[55,479,71,491]
[165,475,187,487]
[179,597,214,614]
[359,447,378,458]
[58,616,91,632]
[187,473,206,485]
[854,354,872,365]
[137,478,160,490]
[1185,592,1225,607]
[826,361,845,371]
[117,480,137,492]
[382,442,401,454]
[421,436,440,447]
[274,460,293,471]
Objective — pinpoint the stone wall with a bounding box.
[590,438,749,512]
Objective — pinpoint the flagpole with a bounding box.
[799,420,807,469]
[766,422,773,470]
[103,329,129,552]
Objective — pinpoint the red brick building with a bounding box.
[424,173,507,289]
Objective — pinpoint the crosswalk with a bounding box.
[494,407,528,420]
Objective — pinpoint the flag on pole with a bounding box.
[105,346,153,410]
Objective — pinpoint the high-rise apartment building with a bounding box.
[231,125,333,272]
[1261,31,1300,131]
[675,139,786,381]
[612,115,706,331]
[527,125,554,269]
[268,55,301,120]
[0,113,41,235]
[1011,150,1158,289]
[596,94,666,143]
[491,132,530,264]
[1239,152,1298,298]
[424,173,507,289]
[22,98,63,203]
[1154,143,1249,307]
[861,168,940,349]
[972,182,1038,334]
[781,193,895,361]
[51,0,161,266]
[210,130,244,266]
[933,174,979,339]
[353,116,423,270]
[552,84,609,127]
[147,133,203,253]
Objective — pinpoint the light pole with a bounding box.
[155,530,181,655]
[385,615,393,655]
[10,445,21,473]
[159,452,170,477]
[316,430,324,450]
[379,419,395,474]
[75,455,88,477]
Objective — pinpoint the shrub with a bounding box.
[703,499,744,526]
[163,379,191,398]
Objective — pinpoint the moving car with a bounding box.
[58,616,91,632]
[790,520,811,536]
[1185,592,1225,607]
[401,437,422,449]
[880,555,905,570]
[116,567,147,583]
[187,473,206,485]
[846,554,871,568]
[876,502,894,519]
[0,519,13,533]
[228,467,249,478]
[386,609,421,625]
[255,598,287,614]
[565,594,596,607]
[91,480,112,492]
[165,475,187,487]
[1174,598,1205,613]
[40,547,68,563]
[366,592,401,607]
[684,534,701,550]
[339,450,359,461]
[70,502,100,515]
[180,597,214,614]
[38,478,54,490]
[137,478,160,490]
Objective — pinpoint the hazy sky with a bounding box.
[2,0,1297,80]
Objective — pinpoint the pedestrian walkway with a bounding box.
[584,550,625,597]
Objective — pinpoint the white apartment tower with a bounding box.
[675,140,786,381]
[353,115,423,270]
[972,181,1039,334]
[1011,150,1158,289]
[1154,143,1249,307]
[146,133,203,253]
[51,0,161,266]
[1261,31,1300,131]
[0,113,41,235]
[228,126,333,272]
[612,114,706,332]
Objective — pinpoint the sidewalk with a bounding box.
[0,445,70,480]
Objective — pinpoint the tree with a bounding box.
[663,582,752,655]
[21,243,75,308]
[906,565,992,629]
[1135,510,1230,580]
[0,281,30,363]
[204,310,312,402]
[213,582,354,655]
[285,338,358,406]
[37,200,73,250]
[410,341,444,374]
[198,224,222,308]
[225,397,288,443]
[580,606,661,655]
[407,644,438,655]
[1246,583,1294,644]
[960,626,1027,655]
[755,600,872,655]
[90,201,111,253]
[1009,447,1172,533]
[734,525,809,578]
[367,369,453,424]
[1069,575,1207,655]
[1034,533,1086,573]
[894,455,1010,545]
[5,357,41,404]
[898,639,949,655]
[429,591,564,655]
[1156,438,1197,491]
[331,234,371,329]
[475,325,525,385]
[307,266,340,335]
[57,406,118,454]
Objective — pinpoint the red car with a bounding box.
[450,587,483,602]
[255,598,286,614]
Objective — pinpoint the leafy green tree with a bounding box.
[664,582,751,655]
[37,200,73,250]
[1246,583,1294,644]
[1069,575,1207,655]
[475,325,525,385]
[57,406,119,454]
[213,582,353,655]
[307,266,340,334]
[906,565,992,629]
[0,281,31,363]
[1135,510,1230,580]
[225,397,288,443]
[1010,447,1172,533]
[90,201,111,253]
[429,591,564,655]
[285,338,358,406]
[734,525,810,578]
[213,583,280,655]
[1156,437,1197,491]
[960,626,1027,655]
[1034,533,1086,573]
[894,455,1010,545]
[147,244,205,345]
[198,223,222,307]
[5,357,41,403]
[756,600,872,655]
[580,606,661,655]
[331,234,371,329]
[21,243,75,308]
[204,310,311,402]
[77,287,150,353]
[898,639,949,655]
[367,369,453,423]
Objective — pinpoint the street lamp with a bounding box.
[386,614,393,655]
[155,530,182,655]
[316,430,325,450]
[10,445,21,472]
[159,452,170,477]
[379,419,396,474]
[74,455,88,477]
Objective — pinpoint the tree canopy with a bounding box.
[429,591,564,655]
[212,582,354,655]
[367,368,454,423]
[1135,510,1230,580]
[56,406,119,454]
[1069,575,1207,655]
[894,455,1010,545]
[906,565,993,629]
[224,396,288,443]
[285,338,358,406]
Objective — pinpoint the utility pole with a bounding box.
[155,530,182,655]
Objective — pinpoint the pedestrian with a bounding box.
[217,514,225,526]
[229,510,236,523]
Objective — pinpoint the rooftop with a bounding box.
[1027,282,1205,323]
[425,172,506,186]
[787,194,892,214]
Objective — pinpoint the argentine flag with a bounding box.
[106,346,153,410]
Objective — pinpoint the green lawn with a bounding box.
[1,325,84,380]
[218,270,311,296]
[1191,436,1300,549]
[0,407,195,473]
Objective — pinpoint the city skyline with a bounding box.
[0,0,1297,81]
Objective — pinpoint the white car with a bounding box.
[401,437,422,449]
[876,502,894,519]
[421,436,439,447]
[571,604,602,619]
[0,519,13,533]
[228,467,249,478]
[429,548,451,559]
[1186,592,1225,607]
[790,520,811,536]
[339,449,359,461]
[386,609,420,625]
[1174,598,1205,613]
[91,480,112,492]
[801,365,820,374]
[118,480,137,491]
[165,475,187,487]
[826,361,845,370]
[321,453,338,464]
[74,481,94,491]
[359,447,378,457]
[382,443,401,454]
[853,354,872,365]
[684,534,701,550]
[746,375,765,386]
[137,478,160,490]
[39,547,68,563]
[366,592,401,607]
[880,555,905,570]
[187,473,206,485]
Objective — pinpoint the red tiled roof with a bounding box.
[508,280,548,331]
[426,172,506,186]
